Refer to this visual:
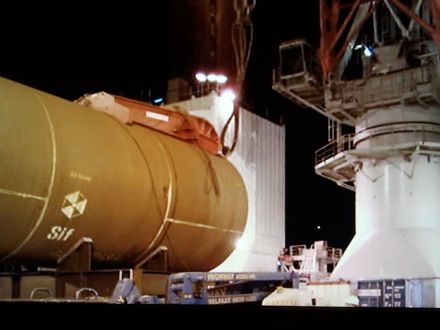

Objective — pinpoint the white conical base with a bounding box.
[330,228,440,281]
[329,104,440,307]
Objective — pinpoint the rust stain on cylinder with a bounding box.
[0,77,248,272]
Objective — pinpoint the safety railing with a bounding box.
[326,247,343,260]
[289,245,307,256]
[315,134,355,165]
[315,122,440,166]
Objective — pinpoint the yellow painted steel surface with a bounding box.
[0,77,248,272]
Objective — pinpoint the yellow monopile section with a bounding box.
[0,76,248,272]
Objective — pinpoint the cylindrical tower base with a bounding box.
[330,104,440,307]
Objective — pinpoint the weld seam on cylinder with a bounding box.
[1,94,57,261]
[132,132,176,265]
[144,183,174,253]
[119,123,163,217]
[167,218,244,234]
[0,188,47,201]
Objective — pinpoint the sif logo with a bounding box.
[47,191,88,242]
[61,191,88,219]
[47,226,75,241]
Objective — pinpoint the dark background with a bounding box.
[0,0,355,251]
[1,2,438,324]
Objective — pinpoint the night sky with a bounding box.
[0,1,355,251]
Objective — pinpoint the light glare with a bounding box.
[216,74,228,84]
[195,72,207,82]
[207,73,217,82]
[221,89,236,102]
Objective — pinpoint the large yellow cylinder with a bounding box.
[0,77,248,272]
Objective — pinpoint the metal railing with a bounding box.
[315,122,440,166]
[315,134,355,165]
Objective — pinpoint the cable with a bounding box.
[220,0,255,156]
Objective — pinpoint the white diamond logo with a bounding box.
[61,191,88,219]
